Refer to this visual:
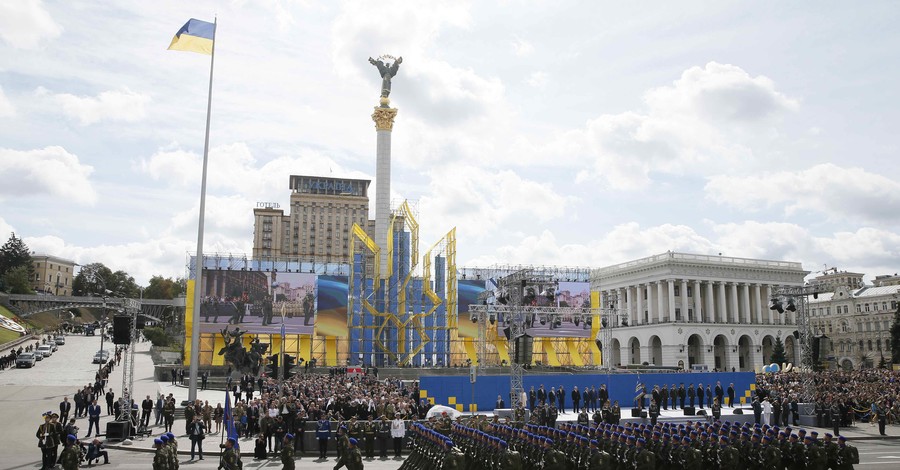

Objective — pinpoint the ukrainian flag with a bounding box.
[168,18,215,55]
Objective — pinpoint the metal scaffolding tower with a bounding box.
[770,284,826,402]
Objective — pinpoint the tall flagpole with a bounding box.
[189,17,217,403]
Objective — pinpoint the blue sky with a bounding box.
[1,1,899,284]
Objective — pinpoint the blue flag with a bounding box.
[224,390,239,451]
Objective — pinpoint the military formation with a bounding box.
[395,412,861,470]
[151,432,184,470]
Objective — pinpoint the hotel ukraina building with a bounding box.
[591,252,900,372]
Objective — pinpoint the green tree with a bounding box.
[891,304,900,365]
[1,265,35,294]
[878,354,888,369]
[73,262,140,297]
[143,275,185,300]
[0,232,33,280]
[771,336,787,366]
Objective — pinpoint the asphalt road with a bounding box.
[1,334,897,469]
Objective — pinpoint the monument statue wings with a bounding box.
[369,56,402,99]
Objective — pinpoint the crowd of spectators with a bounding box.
[756,369,899,435]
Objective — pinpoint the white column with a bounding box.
[647,283,656,324]
[765,285,773,324]
[705,281,715,323]
[636,284,644,325]
[693,280,702,323]
[667,279,676,322]
[729,283,739,324]
[742,283,752,324]
[619,287,628,324]
[717,282,727,323]
[657,280,666,323]
[680,279,689,321]
[753,284,762,324]
[625,286,637,325]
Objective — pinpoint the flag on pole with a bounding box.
[281,321,286,341]
[168,18,216,55]
[223,390,240,451]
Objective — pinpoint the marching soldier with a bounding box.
[153,438,167,470]
[761,435,783,470]
[166,432,179,470]
[718,436,740,467]
[221,437,240,470]
[635,437,656,470]
[835,436,858,470]
[823,433,839,470]
[282,433,296,470]
[334,426,350,470]
[60,435,81,470]
[805,435,827,470]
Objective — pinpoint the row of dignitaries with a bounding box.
[36,411,110,470]
[397,413,861,470]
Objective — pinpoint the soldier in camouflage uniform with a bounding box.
[60,435,81,470]
[761,435,783,470]
[805,435,827,470]
[333,426,350,470]
[153,438,168,470]
[281,433,295,470]
[346,438,363,470]
[221,437,240,470]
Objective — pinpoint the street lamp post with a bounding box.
[98,296,107,371]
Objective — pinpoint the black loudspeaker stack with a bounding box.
[513,335,534,364]
[631,408,642,417]
[683,406,696,416]
[112,315,132,344]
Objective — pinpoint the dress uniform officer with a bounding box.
[363,416,376,459]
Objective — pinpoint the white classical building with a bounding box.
[591,252,809,372]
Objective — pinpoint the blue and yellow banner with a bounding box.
[168,18,215,55]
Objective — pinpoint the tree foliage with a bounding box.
[143,276,185,300]
[0,233,34,288]
[73,262,140,298]
[771,336,787,365]
[1,265,35,294]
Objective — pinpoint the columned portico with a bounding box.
[693,280,702,323]
[591,251,808,371]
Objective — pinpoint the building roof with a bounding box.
[32,254,76,265]
[853,285,900,298]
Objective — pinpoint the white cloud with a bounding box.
[466,221,900,279]
[0,146,97,204]
[526,71,548,88]
[0,86,15,117]
[419,166,574,240]
[36,87,151,125]
[704,163,900,223]
[0,217,15,240]
[0,0,61,49]
[511,36,534,57]
[549,62,798,190]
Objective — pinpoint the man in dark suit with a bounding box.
[59,397,71,425]
[727,383,735,408]
[557,385,565,413]
[598,385,608,410]
[660,385,669,411]
[537,385,546,406]
[715,381,724,407]
[571,386,581,413]
[688,383,696,408]
[528,386,536,410]
[495,395,505,409]
[697,383,705,409]
[86,399,102,437]
[141,395,154,428]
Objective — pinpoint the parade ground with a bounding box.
[1,334,899,469]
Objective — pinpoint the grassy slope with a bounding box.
[0,305,25,344]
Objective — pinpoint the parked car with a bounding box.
[92,350,110,364]
[49,342,58,352]
[55,336,66,345]
[33,351,44,361]
[36,345,53,357]
[16,352,36,368]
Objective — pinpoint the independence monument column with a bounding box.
[369,55,402,279]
